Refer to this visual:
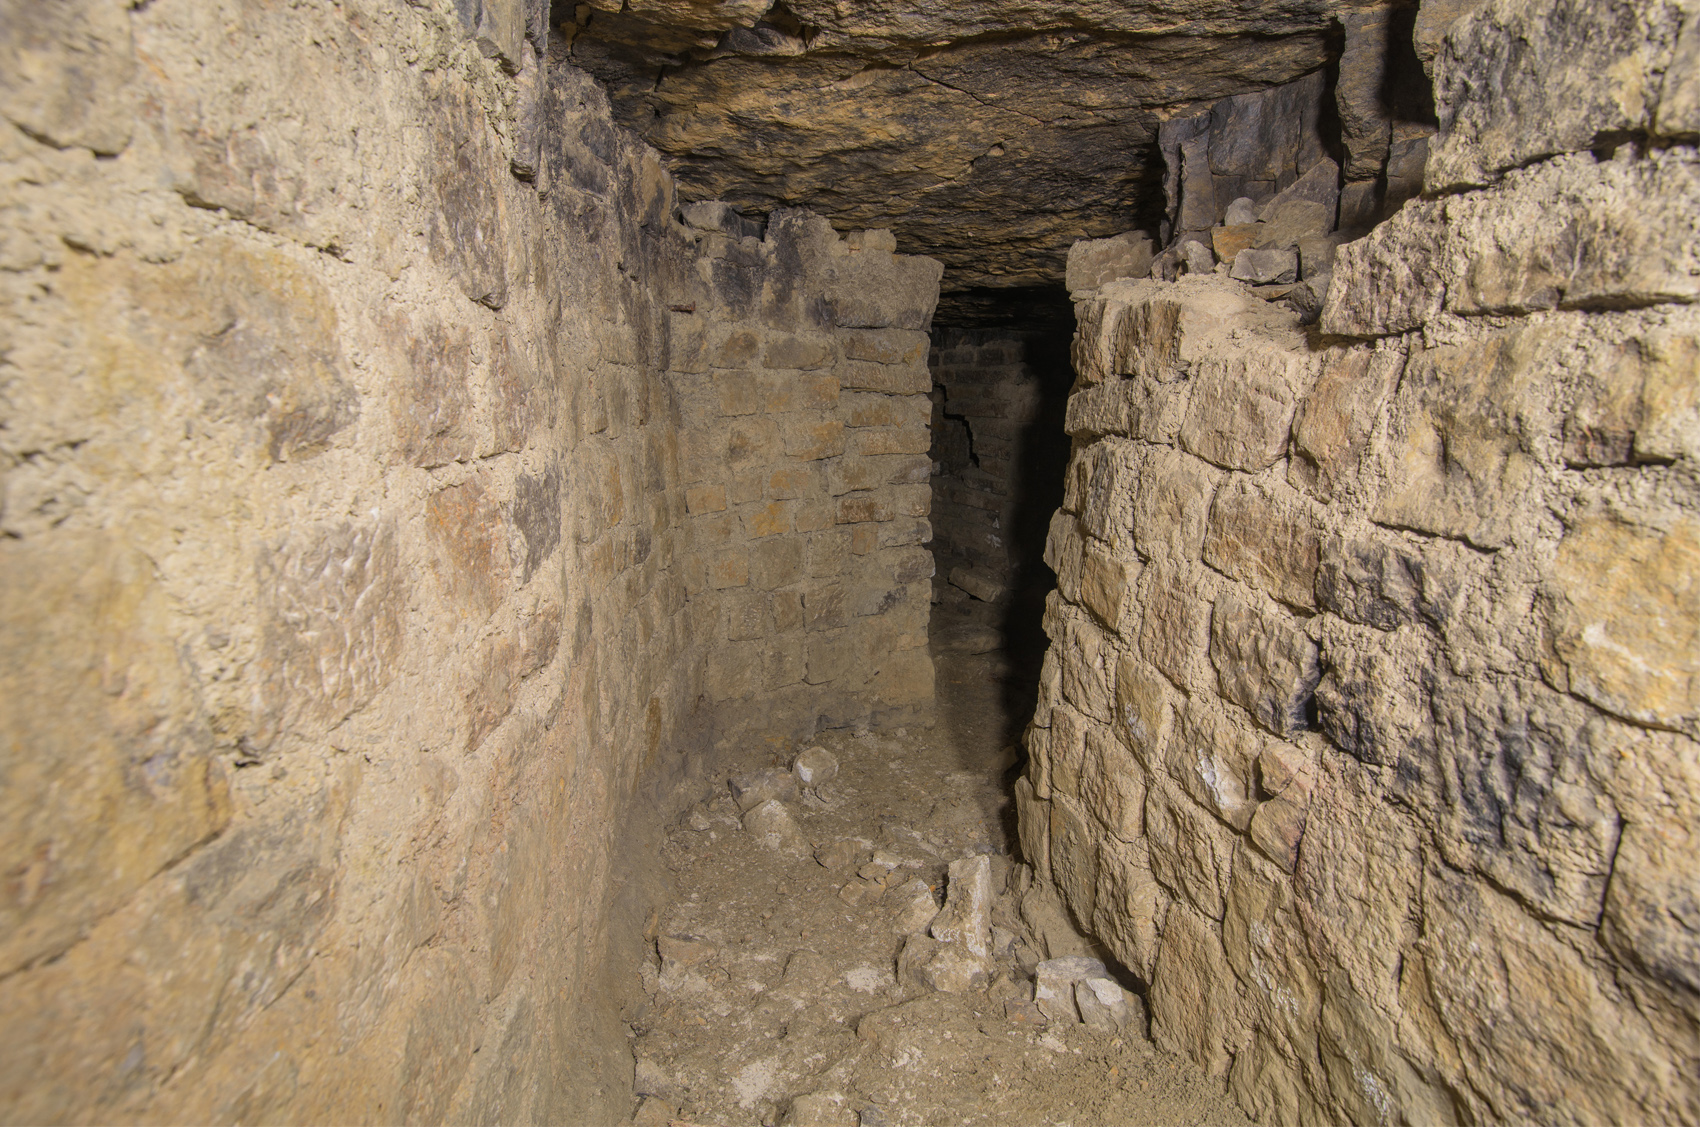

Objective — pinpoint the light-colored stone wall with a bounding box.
[0,1,938,1120]
[1026,2,1700,1122]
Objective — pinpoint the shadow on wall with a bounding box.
[926,304,1077,750]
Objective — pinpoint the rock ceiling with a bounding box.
[563,0,1367,307]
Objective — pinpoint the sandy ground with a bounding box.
[620,592,1256,1127]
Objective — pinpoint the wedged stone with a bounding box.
[730,767,801,812]
[890,878,940,935]
[930,855,994,958]
[743,799,812,857]
[1209,592,1320,738]
[1257,157,1340,224]
[1075,975,1143,1033]
[1223,197,1259,225]
[1066,232,1156,293]
[1252,200,1328,251]
[1229,248,1298,285]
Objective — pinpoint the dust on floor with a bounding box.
[622,606,1256,1127]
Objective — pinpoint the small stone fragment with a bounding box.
[743,799,812,857]
[948,565,1006,603]
[816,839,863,869]
[890,878,941,935]
[686,806,712,832]
[730,767,801,812]
[634,1057,679,1100]
[1005,999,1047,1025]
[1075,975,1139,1032]
[793,746,840,787]
[1224,197,1259,225]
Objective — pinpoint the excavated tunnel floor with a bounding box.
[618,597,1255,1127]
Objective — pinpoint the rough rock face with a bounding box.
[566,0,1379,296]
[0,0,939,1120]
[1023,2,1700,1121]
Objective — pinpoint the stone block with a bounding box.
[742,501,791,539]
[1253,200,1330,252]
[1149,905,1245,1078]
[1015,778,1051,881]
[1290,345,1402,500]
[1044,510,1086,604]
[1314,532,1435,631]
[1080,725,1146,843]
[1202,479,1319,610]
[684,482,727,514]
[1077,437,1140,542]
[1130,447,1216,564]
[1048,796,1100,926]
[782,417,846,460]
[838,359,929,395]
[1547,516,1700,737]
[1169,698,1260,832]
[1137,564,1212,691]
[1178,351,1303,472]
[427,478,507,620]
[726,416,783,467]
[1092,837,1167,980]
[0,0,136,155]
[1145,780,1235,921]
[869,645,934,706]
[707,551,750,589]
[1209,591,1320,738]
[841,392,927,428]
[841,328,930,366]
[766,468,809,500]
[1114,651,1174,770]
[836,492,895,524]
[1211,224,1260,263]
[763,333,835,370]
[712,327,762,369]
[1066,233,1157,292]
[0,536,232,975]
[829,455,926,495]
[1080,542,1135,630]
[1229,248,1299,285]
[749,538,804,589]
[877,518,931,549]
[1372,331,1536,550]
[1426,0,1686,189]
[762,372,839,413]
[848,425,931,456]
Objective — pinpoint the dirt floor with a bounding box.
[620,590,1257,1127]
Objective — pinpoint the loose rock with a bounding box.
[793,746,840,788]
[744,799,812,857]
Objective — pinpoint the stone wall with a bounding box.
[1023,1,1700,1123]
[0,1,938,1120]
[671,210,942,748]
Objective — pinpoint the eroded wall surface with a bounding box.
[1023,2,1700,1123]
[0,1,938,1120]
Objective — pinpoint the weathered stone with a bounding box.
[1114,652,1174,769]
[0,537,231,976]
[1137,564,1212,692]
[1211,223,1260,264]
[1149,905,1245,1078]
[1033,955,1107,1023]
[730,767,802,812]
[1209,592,1320,738]
[1290,345,1403,500]
[1178,349,1304,472]
[1547,516,1700,737]
[743,799,812,857]
[1229,247,1299,285]
[1144,780,1235,921]
[1169,698,1260,833]
[1373,331,1537,550]
[1066,232,1156,293]
[1427,0,1688,189]
[1202,479,1319,610]
[1048,796,1100,927]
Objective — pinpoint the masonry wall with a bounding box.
[0,2,937,1121]
[1022,2,1700,1123]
